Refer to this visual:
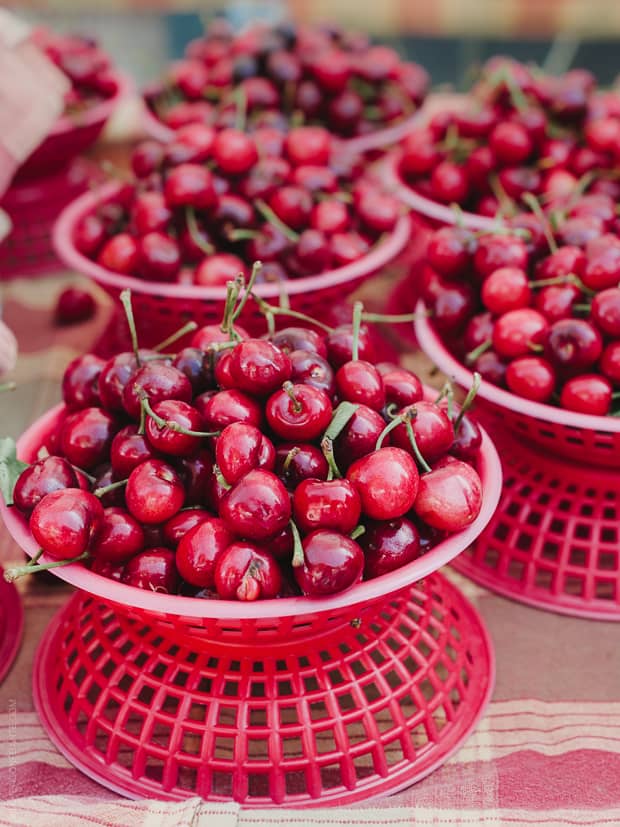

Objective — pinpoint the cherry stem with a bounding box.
[214,465,232,491]
[283,381,302,414]
[350,525,366,541]
[489,174,516,218]
[404,413,432,474]
[4,550,90,582]
[231,261,262,324]
[282,446,300,473]
[465,339,492,365]
[451,203,466,229]
[250,294,334,333]
[138,402,146,436]
[290,520,305,568]
[221,279,242,339]
[435,380,455,420]
[351,301,363,362]
[185,206,215,256]
[487,66,528,112]
[0,381,16,393]
[573,302,592,312]
[227,228,260,241]
[153,321,198,353]
[529,273,595,296]
[140,395,220,438]
[94,478,128,498]
[453,371,481,433]
[255,199,300,243]
[522,193,558,254]
[375,414,404,450]
[321,437,341,481]
[234,86,247,132]
[324,401,360,443]
[119,290,141,367]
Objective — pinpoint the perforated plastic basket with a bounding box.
[16,72,130,181]
[415,303,620,620]
[1,401,501,806]
[53,186,413,347]
[0,568,24,685]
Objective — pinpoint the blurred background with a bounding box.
[13,0,620,88]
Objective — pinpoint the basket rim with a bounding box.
[48,70,131,138]
[0,400,502,621]
[141,96,425,155]
[382,150,498,231]
[52,186,411,301]
[415,299,620,433]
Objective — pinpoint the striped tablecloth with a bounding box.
[0,269,619,826]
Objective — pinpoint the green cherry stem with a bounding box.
[351,301,363,362]
[290,520,305,568]
[404,414,432,474]
[119,289,141,367]
[255,199,300,243]
[350,525,366,541]
[375,415,404,450]
[185,206,215,256]
[465,339,492,365]
[453,372,481,433]
[250,293,334,333]
[140,394,220,438]
[231,261,262,324]
[153,321,198,353]
[4,550,90,583]
[94,478,128,499]
[321,437,341,481]
[522,193,558,254]
[282,446,301,473]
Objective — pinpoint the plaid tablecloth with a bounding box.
[1,266,619,826]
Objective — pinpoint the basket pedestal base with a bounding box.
[452,420,620,620]
[33,572,493,807]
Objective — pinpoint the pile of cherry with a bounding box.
[73,123,402,285]
[399,56,620,213]
[3,294,483,601]
[31,28,118,116]
[145,20,429,140]
[421,213,620,415]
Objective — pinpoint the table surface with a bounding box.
[1,121,620,827]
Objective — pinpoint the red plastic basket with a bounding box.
[415,304,620,620]
[0,402,501,806]
[16,72,131,181]
[53,186,413,348]
[0,568,24,685]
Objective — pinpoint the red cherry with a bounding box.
[591,288,620,337]
[13,456,79,515]
[195,253,246,287]
[191,323,249,350]
[229,339,292,396]
[60,407,119,470]
[474,350,507,385]
[74,213,106,256]
[430,161,469,204]
[293,478,361,535]
[492,309,549,359]
[54,287,96,326]
[489,121,533,165]
[290,166,339,196]
[131,192,172,236]
[334,405,386,470]
[534,284,580,323]
[582,234,620,291]
[266,383,332,441]
[413,460,482,532]
[482,267,531,314]
[464,313,495,352]
[175,450,214,506]
[137,232,181,282]
[335,360,385,411]
[122,548,179,594]
[450,414,483,461]
[347,447,419,520]
[198,388,263,431]
[125,459,185,524]
[546,318,603,372]
[110,425,157,477]
[360,517,420,580]
[213,128,258,174]
[274,443,329,488]
[215,422,273,484]
[164,163,216,209]
[162,508,211,548]
[30,488,103,560]
[329,232,370,267]
[381,369,424,409]
[392,400,454,463]
[285,126,331,166]
[270,327,327,358]
[426,227,472,278]
[326,323,375,369]
[269,186,312,230]
[172,347,213,395]
[474,234,528,278]
[505,357,556,402]
[145,399,207,457]
[122,363,193,419]
[560,374,612,415]
[91,507,145,563]
[600,341,620,384]
[311,200,350,235]
[294,530,363,597]
[215,543,282,601]
[176,518,234,588]
[220,469,291,541]
[98,233,138,275]
[62,354,105,410]
[430,281,475,333]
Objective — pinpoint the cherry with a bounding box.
[131,140,165,178]
[334,404,386,469]
[111,425,157,477]
[489,121,533,165]
[175,450,213,505]
[98,233,139,274]
[91,507,145,563]
[30,488,103,560]
[268,186,312,230]
[229,339,292,396]
[274,443,329,488]
[74,213,106,256]
[162,508,211,548]
[99,351,149,413]
[54,287,96,326]
[164,163,216,209]
[335,360,385,411]
[464,313,495,352]
[482,267,531,314]
[505,356,556,402]
[215,543,282,601]
[534,284,580,323]
[591,288,620,337]
[13,456,79,515]
[330,232,370,267]
[216,422,274,484]
[220,469,291,540]
[293,478,361,535]
[125,459,185,524]
[266,382,332,441]
[360,517,420,579]
[430,281,475,333]
[492,308,549,359]
[326,323,374,369]
[546,318,603,372]
[536,245,586,280]
[347,447,419,520]
[144,399,208,456]
[60,407,119,470]
[191,323,249,350]
[90,557,125,581]
[311,200,349,235]
[474,235,528,278]
[62,354,105,410]
[392,401,454,462]
[582,234,620,291]
[560,374,612,415]
[123,363,193,419]
[198,388,263,431]
[426,227,472,278]
[450,414,483,461]
[172,347,213,395]
[270,327,327,358]
[430,161,468,204]
[413,460,482,531]
[137,232,181,282]
[122,548,179,594]
[474,349,507,385]
[131,192,172,236]
[285,126,331,166]
[176,517,234,587]
[382,369,424,409]
[294,529,363,597]
[195,253,246,287]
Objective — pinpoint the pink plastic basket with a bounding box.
[415,304,620,620]
[0,568,24,685]
[53,186,413,348]
[16,72,131,181]
[1,401,501,806]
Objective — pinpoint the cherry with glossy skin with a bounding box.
[293,478,361,535]
[392,401,454,463]
[214,542,282,601]
[125,459,185,524]
[474,350,507,386]
[492,308,549,360]
[591,288,620,337]
[197,388,263,431]
[229,339,292,396]
[137,232,181,282]
[62,354,105,410]
[464,313,495,352]
[412,460,482,531]
[220,469,291,540]
[266,383,332,441]
[98,233,139,275]
[213,128,258,174]
[172,347,213,394]
[559,374,612,415]
[382,369,424,409]
[110,425,158,477]
[450,413,483,461]
[347,447,419,520]
[176,517,234,587]
[489,121,533,165]
[430,161,468,204]
[430,282,475,333]
[269,326,327,358]
[54,287,96,326]
[74,213,106,256]
[144,399,208,457]
[163,508,211,548]
[426,226,471,278]
[274,442,329,488]
[30,488,103,560]
[216,422,274,484]
[288,350,335,397]
[60,407,119,470]
[91,507,145,563]
[334,404,386,470]
[482,267,531,314]
[505,356,556,402]
[195,253,247,287]
[582,234,620,291]
[164,163,216,209]
[474,234,528,279]
[191,322,249,351]
[98,350,156,413]
[601,341,620,385]
[534,283,580,323]
[123,363,193,419]
[326,323,375,369]
[13,456,79,515]
[294,529,364,597]
[360,517,420,580]
[335,360,385,411]
[546,318,603,373]
[122,548,180,594]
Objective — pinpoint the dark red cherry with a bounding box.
[145,399,207,457]
[175,449,213,506]
[474,234,528,278]
[176,517,234,588]
[382,369,424,409]
[266,383,332,441]
[220,469,291,540]
[54,287,96,326]
[450,414,483,461]
[591,288,620,337]
[334,405,386,470]
[426,227,472,278]
[294,530,364,597]
[391,401,454,463]
[197,388,263,431]
[288,350,335,397]
[270,327,327,358]
[216,422,273,485]
[62,354,105,410]
[347,447,419,520]
[122,363,193,419]
[335,360,385,411]
[162,508,211,548]
[122,548,179,594]
[293,478,361,535]
[125,459,185,524]
[546,318,603,372]
[505,357,556,402]
[91,507,145,563]
[110,425,157,477]
[172,347,213,394]
[215,543,282,601]
[229,339,292,396]
[13,456,79,515]
[164,163,216,209]
[560,374,612,415]
[30,488,103,560]
[326,323,375,369]
[360,517,420,580]
[60,407,119,470]
[274,443,329,488]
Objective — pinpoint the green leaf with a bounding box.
[0,437,29,506]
